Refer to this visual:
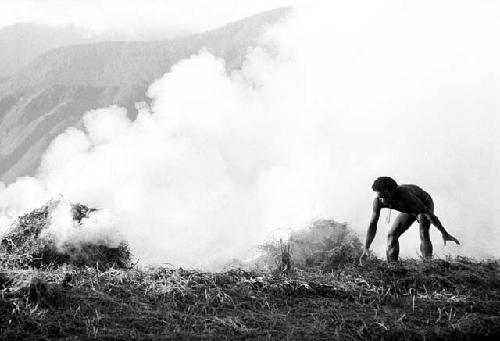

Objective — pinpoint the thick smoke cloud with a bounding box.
[42,200,123,249]
[1,1,499,267]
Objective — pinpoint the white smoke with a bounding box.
[1,1,499,267]
[41,200,123,249]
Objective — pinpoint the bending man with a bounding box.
[359,176,459,264]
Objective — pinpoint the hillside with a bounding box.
[1,201,498,340]
[0,23,92,79]
[1,258,499,340]
[0,7,291,184]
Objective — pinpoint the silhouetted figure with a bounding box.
[359,177,459,264]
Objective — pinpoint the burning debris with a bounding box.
[0,200,131,269]
[259,219,364,273]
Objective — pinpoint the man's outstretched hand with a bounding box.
[359,249,370,266]
[442,233,460,245]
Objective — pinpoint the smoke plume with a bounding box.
[41,200,123,250]
[1,1,499,267]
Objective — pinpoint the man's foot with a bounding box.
[359,249,369,266]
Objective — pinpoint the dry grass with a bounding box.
[0,257,499,340]
[258,219,364,273]
[0,200,131,270]
[1,213,498,339]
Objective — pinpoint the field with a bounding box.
[1,206,499,340]
[1,257,499,340]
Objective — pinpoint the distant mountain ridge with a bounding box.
[0,23,93,79]
[1,7,288,93]
[0,7,291,184]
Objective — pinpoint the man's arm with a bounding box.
[365,197,381,250]
[360,198,381,264]
[424,212,460,244]
[402,191,460,245]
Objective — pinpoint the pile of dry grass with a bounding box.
[259,219,364,272]
[0,200,131,269]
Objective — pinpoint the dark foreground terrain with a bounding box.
[1,257,499,340]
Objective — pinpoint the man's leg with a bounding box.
[419,215,433,259]
[387,213,415,262]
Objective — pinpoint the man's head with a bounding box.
[372,176,398,199]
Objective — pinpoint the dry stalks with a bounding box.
[0,257,498,340]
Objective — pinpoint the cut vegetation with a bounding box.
[0,200,131,270]
[0,208,499,340]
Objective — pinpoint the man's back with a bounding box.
[379,184,434,214]
[399,184,433,211]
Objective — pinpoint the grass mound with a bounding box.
[0,200,131,269]
[259,219,363,272]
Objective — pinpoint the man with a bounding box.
[359,176,459,264]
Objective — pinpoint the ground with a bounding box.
[1,257,499,340]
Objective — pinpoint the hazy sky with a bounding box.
[0,0,300,38]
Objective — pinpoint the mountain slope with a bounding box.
[0,23,92,79]
[0,7,291,184]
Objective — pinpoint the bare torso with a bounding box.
[378,184,434,214]
[361,181,459,265]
